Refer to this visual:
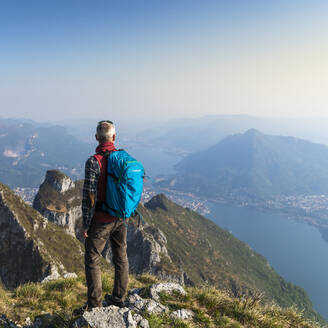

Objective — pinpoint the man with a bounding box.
[75,121,129,314]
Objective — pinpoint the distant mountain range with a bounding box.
[137,114,328,153]
[0,119,92,187]
[157,129,328,198]
[4,115,328,193]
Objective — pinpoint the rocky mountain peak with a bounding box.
[44,170,75,193]
[32,171,83,236]
[144,194,169,211]
[244,128,261,137]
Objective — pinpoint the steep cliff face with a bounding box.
[33,170,83,237]
[127,222,186,284]
[0,183,84,289]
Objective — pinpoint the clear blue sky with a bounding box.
[1,0,328,121]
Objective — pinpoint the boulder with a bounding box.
[127,293,168,314]
[149,283,186,302]
[170,309,194,320]
[73,306,137,328]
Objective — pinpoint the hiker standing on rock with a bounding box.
[74,121,144,315]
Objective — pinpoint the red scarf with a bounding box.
[95,142,116,157]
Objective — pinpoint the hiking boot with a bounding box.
[72,302,96,316]
[104,294,125,308]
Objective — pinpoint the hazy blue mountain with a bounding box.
[159,129,328,198]
[0,119,92,187]
[137,115,328,153]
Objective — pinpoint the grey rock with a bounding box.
[63,272,78,279]
[32,171,81,237]
[103,223,172,274]
[34,206,82,236]
[132,314,149,328]
[128,293,168,314]
[40,270,77,283]
[41,266,60,283]
[144,299,168,314]
[127,294,146,312]
[138,319,149,328]
[73,306,136,328]
[0,190,51,288]
[127,223,187,284]
[127,224,170,275]
[170,309,194,320]
[44,171,75,194]
[0,314,18,328]
[0,184,84,289]
[150,283,186,302]
[23,317,32,326]
[128,287,143,295]
[31,314,53,328]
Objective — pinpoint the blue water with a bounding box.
[207,201,328,320]
[127,146,182,176]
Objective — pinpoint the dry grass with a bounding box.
[0,274,325,328]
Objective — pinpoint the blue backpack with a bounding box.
[99,150,144,223]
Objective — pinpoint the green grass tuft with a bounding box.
[0,273,325,328]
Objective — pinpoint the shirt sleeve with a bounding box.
[82,156,100,230]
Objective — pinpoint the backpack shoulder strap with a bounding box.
[93,150,115,170]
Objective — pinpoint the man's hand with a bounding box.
[83,229,89,238]
[88,192,96,209]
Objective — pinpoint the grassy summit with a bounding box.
[0,272,323,328]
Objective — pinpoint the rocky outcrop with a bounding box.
[74,307,137,328]
[0,188,51,288]
[33,205,82,236]
[0,282,191,328]
[33,170,83,237]
[43,170,75,193]
[127,224,173,275]
[127,224,169,273]
[73,282,190,328]
[149,282,186,302]
[0,183,84,289]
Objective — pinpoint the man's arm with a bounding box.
[82,156,100,236]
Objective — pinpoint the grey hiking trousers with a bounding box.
[85,218,129,307]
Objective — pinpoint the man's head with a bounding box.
[96,121,116,144]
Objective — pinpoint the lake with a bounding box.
[127,145,183,177]
[207,201,328,320]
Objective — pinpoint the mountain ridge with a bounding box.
[0,119,92,188]
[160,129,328,198]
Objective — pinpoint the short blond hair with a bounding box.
[96,122,116,143]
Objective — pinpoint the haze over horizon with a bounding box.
[1,0,328,122]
